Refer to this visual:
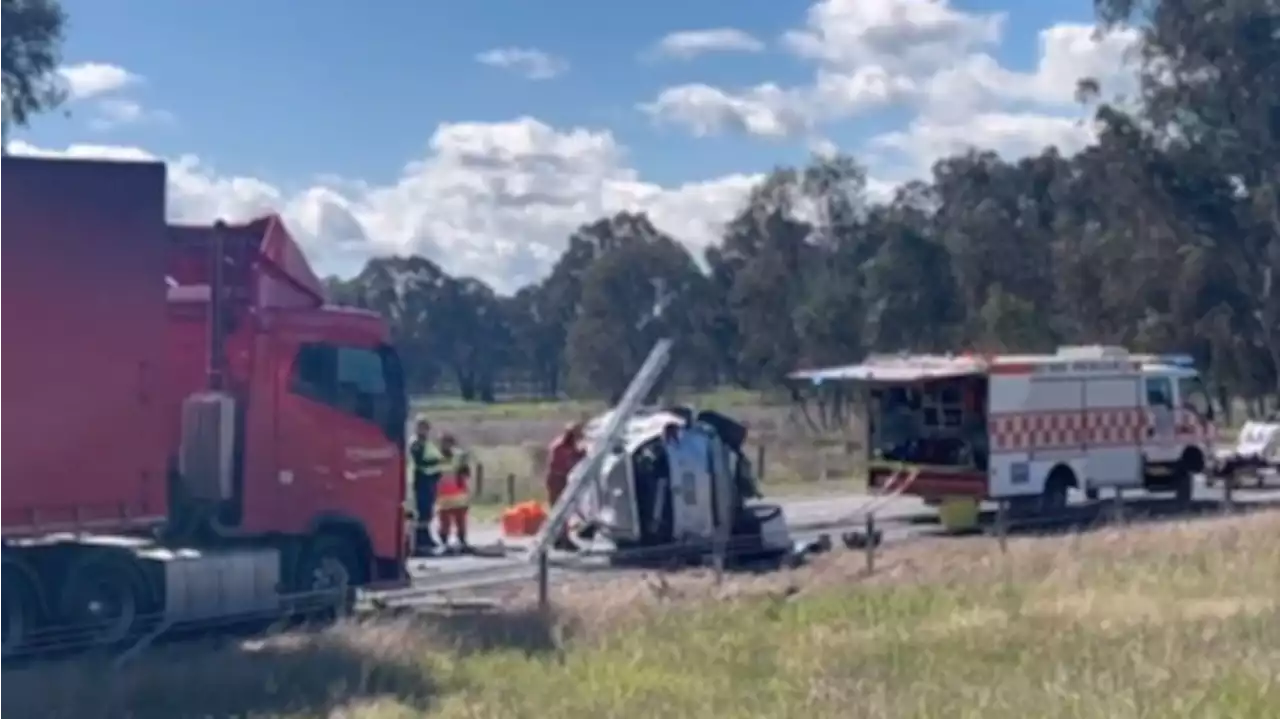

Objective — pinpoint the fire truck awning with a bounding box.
[789,356,987,384]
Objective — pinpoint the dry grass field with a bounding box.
[8,509,1278,718]
[413,390,870,511]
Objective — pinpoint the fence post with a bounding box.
[864,513,876,575]
[537,550,550,609]
[756,444,767,483]
[1111,487,1125,524]
[1223,471,1236,513]
[995,499,1008,554]
[474,462,485,499]
[506,473,517,506]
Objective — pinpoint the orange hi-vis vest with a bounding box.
[436,453,470,510]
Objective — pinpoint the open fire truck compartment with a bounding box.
[2,155,173,537]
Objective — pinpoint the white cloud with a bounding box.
[475,47,569,81]
[7,118,758,293]
[782,0,1005,74]
[916,23,1140,120]
[87,98,175,131]
[870,112,1096,176]
[57,62,138,100]
[649,28,765,60]
[641,65,916,138]
[641,83,812,139]
[55,61,173,130]
[640,0,1141,187]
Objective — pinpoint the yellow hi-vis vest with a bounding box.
[436,453,471,510]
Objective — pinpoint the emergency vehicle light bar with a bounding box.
[1055,345,1130,360]
[1132,352,1197,368]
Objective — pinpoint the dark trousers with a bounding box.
[414,475,439,546]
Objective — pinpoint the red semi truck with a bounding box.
[2,154,410,659]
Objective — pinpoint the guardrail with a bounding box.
[9,472,1273,667]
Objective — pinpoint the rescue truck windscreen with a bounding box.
[1139,354,1215,420]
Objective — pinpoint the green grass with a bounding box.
[413,388,780,422]
[11,510,1278,718]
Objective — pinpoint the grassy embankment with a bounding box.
[9,509,1278,718]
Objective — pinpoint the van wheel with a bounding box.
[294,535,361,619]
[57,553,145,648]
[2,563,41,660]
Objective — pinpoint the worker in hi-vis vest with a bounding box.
[409,416,444,553]
[434,433,472,552]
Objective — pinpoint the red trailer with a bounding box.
[2,155,409,658]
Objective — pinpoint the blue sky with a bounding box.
[13,0,1132,289]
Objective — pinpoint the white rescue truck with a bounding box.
[791,346,1217,520]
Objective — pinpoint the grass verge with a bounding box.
[8,511,1277,718]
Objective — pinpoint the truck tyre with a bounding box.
[1040,469,1072,516]
[56,553,145,649]
[2,562,41,660]
[294,534,360,619]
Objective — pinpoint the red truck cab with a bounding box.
[2,154,408,659]
[165,217,410,583]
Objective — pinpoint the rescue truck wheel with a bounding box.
[2,562,42,660]
[1040,468,1073,515]
[56,553,145,648]
[295,534,360,619]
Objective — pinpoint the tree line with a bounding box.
[5,0,1276,408]
[328,0,1278,409]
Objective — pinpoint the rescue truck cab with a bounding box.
[791,345,1213,520]
[1134,355,1216,495]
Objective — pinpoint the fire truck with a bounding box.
[790,346,1218,517]
[2,155,410,659]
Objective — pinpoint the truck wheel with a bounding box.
[294,535,360,619]
[1038,469,1071,516]
[2,563,41,660]
[56,554,144,648]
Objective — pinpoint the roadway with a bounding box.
[392,474,1280,600]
